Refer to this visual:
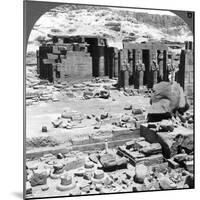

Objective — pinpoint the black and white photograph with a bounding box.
[24,1,194,199]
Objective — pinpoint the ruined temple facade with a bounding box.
[37,36,193,92]
[119,42,168,89]
[37,35,116,83]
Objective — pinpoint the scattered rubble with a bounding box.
[26,63,193,198]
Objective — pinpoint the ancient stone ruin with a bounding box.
[26,36,194,198]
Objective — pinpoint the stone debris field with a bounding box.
[26,76,194,199]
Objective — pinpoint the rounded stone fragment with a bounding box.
[56,174,76,191]
[26,181,32,195]
[41,126,48,132]
[28,163,38,171]
[84,161,94,169]
[184,174,194,188]
[94,170,104,180]
[57,153,65,159]
[41,185,49,191]
[61,174,72,186]
[159,176,177,189]
[134,164,148,184]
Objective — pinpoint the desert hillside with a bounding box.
[27,5,193,52]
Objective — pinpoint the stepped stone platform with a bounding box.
[140,124,193,158]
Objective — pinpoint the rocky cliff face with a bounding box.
[27,5,192,53]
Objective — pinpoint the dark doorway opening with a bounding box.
[85,38,99,77]
[142,49,151,87]
[129,49,135,86]
[163,50,168,81]
[39,46,53,82]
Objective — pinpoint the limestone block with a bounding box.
[139,143,162,156]
[140,124,193,158]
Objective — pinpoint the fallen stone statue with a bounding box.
[147,81,189,122]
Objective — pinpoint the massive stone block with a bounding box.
[140,124,193,158]
[61,51,92,80]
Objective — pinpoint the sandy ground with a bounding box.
[26,90,150,139]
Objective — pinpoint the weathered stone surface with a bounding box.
[148,82,187,117]
[80,181,91,193]
[57,153,65,159]
[53,163,64,174]
[167,159,180,169]
[83,171,93,180]
[56,174,76,191]
[99,153,127,171]
[149,162,169,175]
[41,126,48,132]
[173,153,188,165]
[41,185,49,191]
[64,157,85,171]
[84,161,94,169]
[26,181,32,195]
[112,127,140,139]
[121,114,131,122]
[135,120,148,129]
[134,140,150,149]
[94,170,105,179]
[184,174,194,188]
[74,168,86,177]
[139,143,162,156]
[125,137,145,149]
[89,153,99,164]
[134,114,146,121]
[30,171,47,187]
[104,176,113,185]
[159,120,174,132]
[184,160,194,173]
[134,164,148,183]
[132,108,143,115]
[124,104,132,110]
[159,176,177,190]
[135,154,164,166]
[52,118,63,128]
[140,124,193,158]
[27,162,38,170]
[95,183,103,192]
[125,170,135,179]
[71,136,90,145]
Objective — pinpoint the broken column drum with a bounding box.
[56,174,76,191]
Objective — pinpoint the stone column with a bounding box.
[158,50,164,80]
[129,50,133,75]
[151,51,158,86]
[52,63,57,83]
[114,50,119,77]
[153,70,158,85]
[99,56,105,76]
[99,47,105,77]
[139,71,144,88]
[135,49,145,89]
[124,63,130,88]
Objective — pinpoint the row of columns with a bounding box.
[117,49,167,89]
